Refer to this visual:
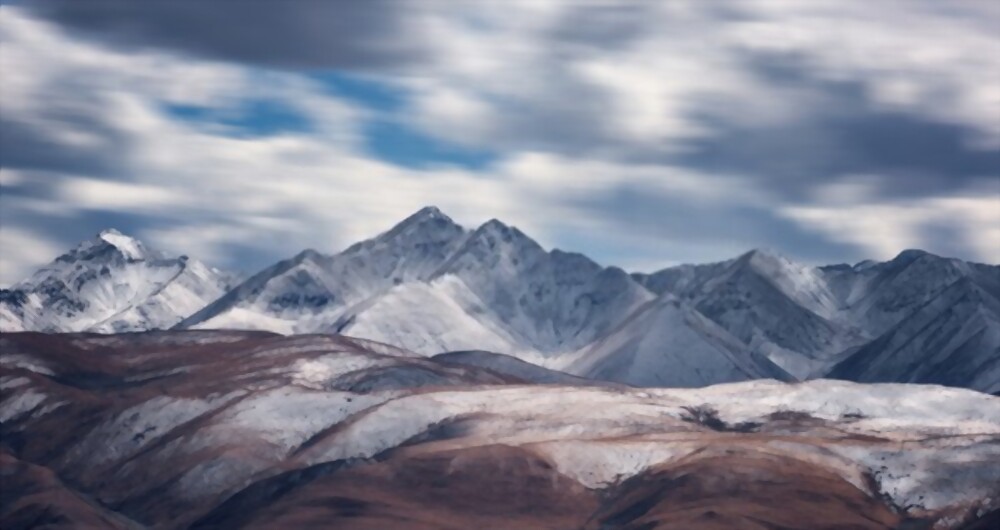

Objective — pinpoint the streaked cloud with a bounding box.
[1,2,997,284]
[0,226,62,285]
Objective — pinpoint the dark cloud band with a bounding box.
[28,0,429,70]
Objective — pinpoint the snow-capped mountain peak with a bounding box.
[431,218,547,280]
[51,229,160,267]
[180,207,469,334]
[737,248,842,319]
[292,248,328,264]
[0,230,235,333]
[96,228,150,261]
[372,206,464,245]
[894,248,931,264]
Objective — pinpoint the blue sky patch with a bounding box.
[311,72,406,112]
[163,100,312,136]
[364,119,497,170]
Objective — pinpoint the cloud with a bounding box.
[780,181,1000,263]
[57,178,187,212]
[0,226,62,285]
[1,3,998,285]
[27,0,431,70]
[386,0,1000,206]
[29,1,1000,151]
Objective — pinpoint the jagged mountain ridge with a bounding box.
[2,206,998,392]
[632,248,1000,390]
[632,249,869,379]
[178,206,656,359]
[177,207,469,333]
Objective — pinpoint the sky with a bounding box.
[1,0,998,285]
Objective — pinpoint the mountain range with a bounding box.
[2,206,998,393]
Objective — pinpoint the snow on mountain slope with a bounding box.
[6,208,998,395]
[827,278,1000,394]
[824,249,1000,337]
[634,249,1000,385]
[567,295,792,387]
[431,219,655,354]
[177,248,340,331]
[4,332,998,529]
[331,276,522,355]
[334,218,655,356]
[638,250,841,319]
[637,250,866,378]
[0,230,235,332]
[740,249,843,319]
[181,208,654,359]
[179,206,468,334]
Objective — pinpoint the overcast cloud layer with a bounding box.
[1,1,998,284]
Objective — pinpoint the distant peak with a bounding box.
[98,228,124,238]
[414,205,444,217]
[96,229,148,260]
[743,248,783,259]
[736,248,820,279]
[468,219,543,252]
[473,219,525,241]
[400,205,452,225]
[348,206,466,256]
[294,248,325,262]
[853,259,878,271]
[894,249,930,261]
[384,205,460,235]
[739,248,789,267]
[50,228,155,265]
[477,218,514,234]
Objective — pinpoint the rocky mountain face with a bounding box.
[634,250,865,379]
[633,248,1000,391]
[2,206,998,392]
[826,277,1000,393]
[2,332,998,529]
[567,294,793,388]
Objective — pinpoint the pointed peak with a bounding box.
[293,248,325,262]
[893,248,932,262]
[741,248,784,260]
[98,228,124,238]
[399,205,453,226]
[50,229,156,265]
[96,229,148,260]
[476,218,513,234]
[737,248,791,269]
[379,205,462,241]
[462,219,546,257]
[414,205,445,217]
[471,218,535,244]
[853,259,878,271]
